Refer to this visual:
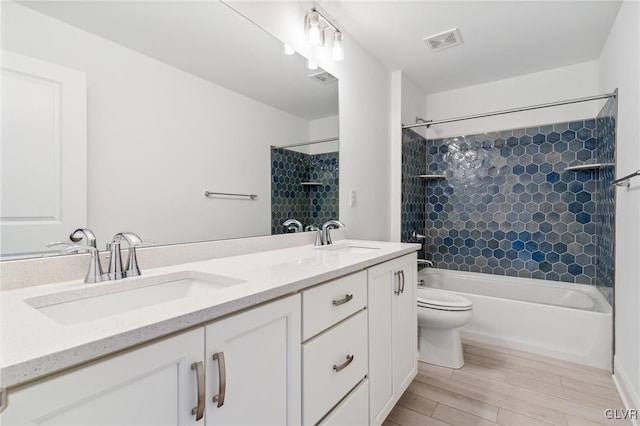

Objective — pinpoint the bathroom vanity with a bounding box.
[0,239,419,425]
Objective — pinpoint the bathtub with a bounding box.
[417,268,612,370]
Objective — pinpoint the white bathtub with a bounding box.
[418,268,612,370]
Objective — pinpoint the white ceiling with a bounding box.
[17,1,338,121]
[318,1,622,94]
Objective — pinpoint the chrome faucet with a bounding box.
[107,232,145,280]
[283,219,303,233]
[321,220,345,246]
[306,225,324,246]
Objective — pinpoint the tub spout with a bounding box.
[418,259,434,267]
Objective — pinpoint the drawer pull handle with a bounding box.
[212,352,226,407]
[400,270,405,294]
[332,294,353,306]
[394,271,401,295]
[191,361,205,421]
[333,355,354,372]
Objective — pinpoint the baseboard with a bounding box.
[613,355,640,426]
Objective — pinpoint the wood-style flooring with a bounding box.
[385,340,630,426]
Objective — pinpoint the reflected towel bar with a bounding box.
[204,191,257,200]
[611,170,640,188]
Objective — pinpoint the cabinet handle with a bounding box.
[394,271,401,295]
[332,294,353,306]
[333,355,354,373]
[400,270,405,294]
[212,352,227,408]
[191,361,205,421]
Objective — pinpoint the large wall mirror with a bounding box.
[1,1,339,260]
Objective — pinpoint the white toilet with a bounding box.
[416,286,473,369]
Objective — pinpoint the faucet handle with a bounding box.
[46,241,98,254]
[45,242,104,283]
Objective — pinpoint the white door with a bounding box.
[1,50,87,259]
[0,328,205,426]
[205,294,301,426]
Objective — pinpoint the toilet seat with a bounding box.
[417,288,472,311]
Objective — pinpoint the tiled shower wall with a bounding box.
[595,98,616,303]
[271,149,339,234]
[401,129,426,251]
[402,116,613,285]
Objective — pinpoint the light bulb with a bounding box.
[283,44,295,55]
[331,32,344,62]
[307,60,318,70]
[306,11,323,46]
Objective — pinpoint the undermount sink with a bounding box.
[318,243,381,254]
[25,271,245,325]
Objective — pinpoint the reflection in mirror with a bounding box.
[271,137,339,235]
[0,1,338,260]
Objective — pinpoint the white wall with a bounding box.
[227,2,392,241]
[401,75,428,139]
[308,115,339,155]
[598,0,640,415]
[2,2,310,246]
[424,61,601,139]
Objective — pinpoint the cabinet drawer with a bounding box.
[303,270,367,340]
[303,310,368,425]
[319,378,369,426]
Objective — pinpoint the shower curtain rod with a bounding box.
[402,91,617,130]
[271,136,339,150]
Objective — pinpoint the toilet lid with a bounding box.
[417,287,472,310]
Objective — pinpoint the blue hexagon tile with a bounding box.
[271,148,339,234]
[595,97,616,304]
[402,115,615,286]
[402,129,427,249]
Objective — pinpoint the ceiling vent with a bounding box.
[308,70,338,85]
[424,28,462,52]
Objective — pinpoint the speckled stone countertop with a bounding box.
[0,240,419,389]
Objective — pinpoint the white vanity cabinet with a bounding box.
[1,294,301,426]
[367,253,417,426]
[205,294,301,426]
[1,328,205,426]
[301,271,369,426]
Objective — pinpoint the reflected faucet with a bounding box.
[321,220,345,246]
[283,219,303,233]
[69,228,97,252]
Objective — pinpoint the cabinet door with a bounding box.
[1,328,204,426]
[394,254,418,395]
[367,254,418,426]
[367,260,396,426]
[205,294,301,426]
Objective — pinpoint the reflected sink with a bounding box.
[25,271,245,325]
[318,243,381,254]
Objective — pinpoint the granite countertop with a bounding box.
[0,239,419,389]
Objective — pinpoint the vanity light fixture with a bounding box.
[304,7,344,62]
